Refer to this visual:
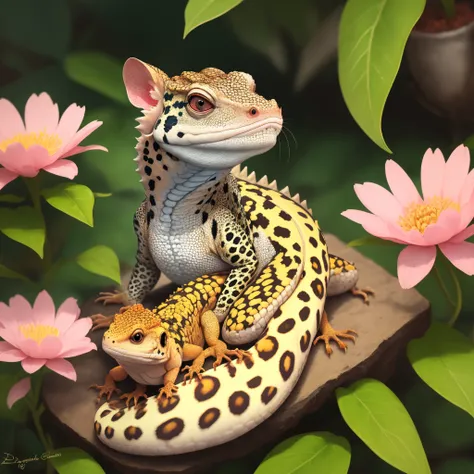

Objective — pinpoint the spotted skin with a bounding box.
[94,61,369,456]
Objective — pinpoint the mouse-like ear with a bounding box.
[123,57,168,110]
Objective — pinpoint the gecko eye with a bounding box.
[130,330,144,344]
[249,107,258,116]
[188,94,214,113]
[160,332,168,348]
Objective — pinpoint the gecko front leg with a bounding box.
[90,365,127,402]
[93,201,161,329]
[210,210,259,322]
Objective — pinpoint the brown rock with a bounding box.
[42,234,430,474]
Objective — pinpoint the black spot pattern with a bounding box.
[261,386,278,405]
[124,426,143,440]
[277,318,296,334]
[198,408,220,429]
[279,351,295,381]
[228,391,250,415]
[156,417,184,440]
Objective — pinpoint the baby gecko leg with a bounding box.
[90,365,126,402]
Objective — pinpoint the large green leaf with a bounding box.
[42,183,95,227]
[407,322,474,418]
[0,0,71,59]
[49,447,105,474]
[0,195,25,204]
[0,264,29,281]
[338,0,426,153]
[64,52,128,104]
[254,432,351,474]
[0,206,45,258]
[75,245,121,284]
[336,378,431,474]
[184,0,244,38]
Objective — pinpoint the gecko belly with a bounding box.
[118,359,167,386]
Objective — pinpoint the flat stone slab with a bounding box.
[42,234,430,474]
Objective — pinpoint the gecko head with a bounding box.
[102,304,172,364]
[123,57,283,169]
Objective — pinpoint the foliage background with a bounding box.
[0,0,473,472]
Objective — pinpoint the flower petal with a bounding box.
[57,120,103,157]
[341,209,393,240]
[24,93,59,134]
[0,341,26,362]
[54,103,85,143]
[61,317,93,343]
[61,144,108,159]
[33,290,55,327]
[21,357,46,374]
[439,241,474,275]
[353,183,403,223]
[8,294,34,325]
[0,327,22,347]
[450,224,474,244]
[385,159,422,207]
[54,297,80,333]
[0,143,50,176]
[443,144,470,202]
[421,148,445,200]
[397,245,436,289]
[0,168,19,191]
[42,159,78,179]
[45,358,77,381]
[18,336,62,359]
[0,98,25,141]
[7,377,31,409]
[421,209,461,246]
[59,340,96,358]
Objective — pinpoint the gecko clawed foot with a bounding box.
[120,385,147,408]
[313,328,358,355]
[211,341,252,369]
[90,313,115,331]
[95,290,130,307]
[90,383,122,403]
[181,360,205,384]
[350,286,375,305]
[157,382,179,400]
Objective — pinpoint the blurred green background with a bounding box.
[0,0,473,472]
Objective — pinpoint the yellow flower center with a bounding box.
[398,196,460,234]
[0,130,62,155]
[19,323,59,344]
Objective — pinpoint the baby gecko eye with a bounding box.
[130,330,144,344]
[188,94,214,113]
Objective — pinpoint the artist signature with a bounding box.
[1,452,61,470]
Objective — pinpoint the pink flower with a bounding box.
[0,290,96,407]
[0,92,107,190]
[342,144,474,289]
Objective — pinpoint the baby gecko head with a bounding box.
[102,304,171,365]
[123,57,283,169]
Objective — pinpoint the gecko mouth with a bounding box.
[177,117,283,144]
[103,345,167,364]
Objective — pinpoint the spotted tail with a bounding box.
[93,188,329,455]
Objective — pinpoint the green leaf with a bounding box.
[347,235,399,247]
[48,447,105,474]
[0,264,29,281]
[0,194,25,203]
[0,206,45,258]
[0,0,71,59]
[336,378,431,474]
[463,134,474,150]
[75,245,121,284]
[184,0,244,38]
[42,183,95,227]
[93,192,112,198]
[254,432,351,474]
[338,0,426,153]
[64,51,128,104]
[407,322,474,418]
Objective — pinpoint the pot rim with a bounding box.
[411,16,474,39]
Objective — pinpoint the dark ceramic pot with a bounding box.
[405,20,474,122]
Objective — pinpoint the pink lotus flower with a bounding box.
[0,92,107,190]
[342,144,474,288]
[0,290,96,408]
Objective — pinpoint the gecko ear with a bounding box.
[123,57,168,110]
